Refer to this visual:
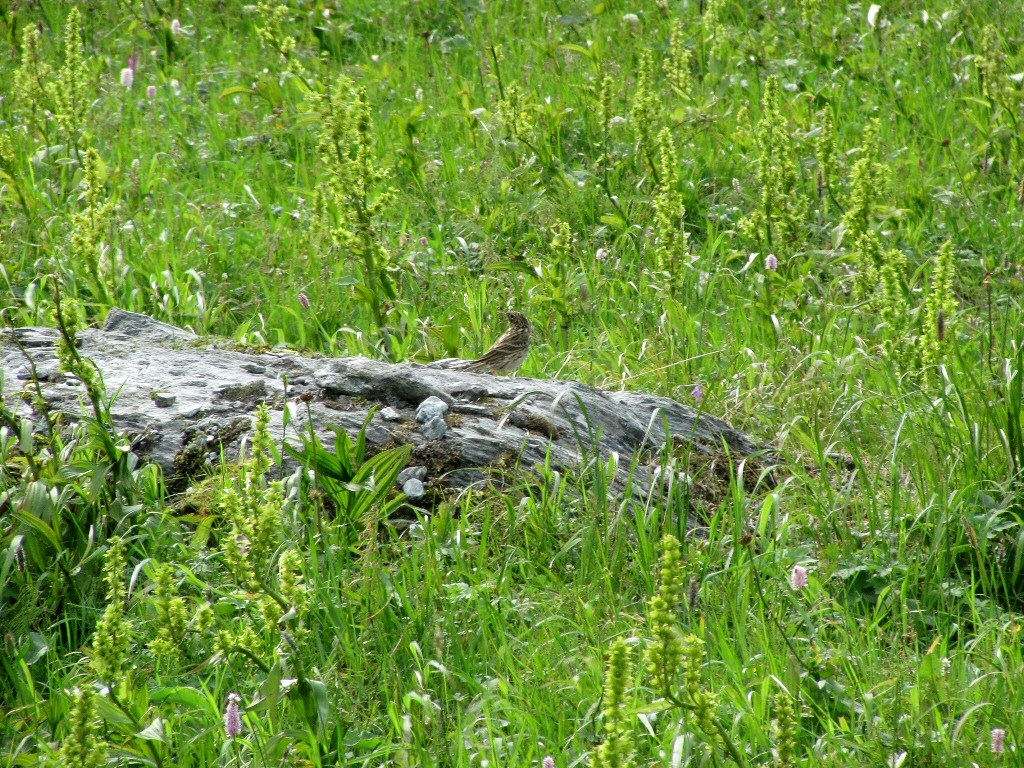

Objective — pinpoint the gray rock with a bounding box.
[419,416,448,440]
[415,396,449,423]
[379,406,402,422]
[402,478,426,498]
[0,313,767,496]
[152,392,176,408]
[397,466,427,484]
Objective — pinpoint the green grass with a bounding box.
[3,0,1024,765]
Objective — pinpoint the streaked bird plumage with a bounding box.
[429,312,533,374]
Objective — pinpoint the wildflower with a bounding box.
[298,292,310,309]
[146,85,157,99]
[595,247,609,262]
[171,19,182,35]
[622,13,640,24]
[692,382,704,405]
[608,115,627,128]
[543,757,555,768]
[420,236,429,246]
[127,54,139,72]
[791,565,808,590]
[224,693,243,738]
[992,727,1006,754]
[766,253,778,270]
[120,68,134,88]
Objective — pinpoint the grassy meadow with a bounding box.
[3,0,1024,764]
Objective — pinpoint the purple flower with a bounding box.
[298,292,310,309]
[128,54,139,72]
[765,253,778,271]
[224,693,243,739]
[171,19,182,35]
[120,68,135,89]
[992,727,1006,754]
[595,247,609,262]
[542,757,555,768]
[692,382,704,405]
[147,85,157,99]
[420,236,429,246]
[791,565,808,590]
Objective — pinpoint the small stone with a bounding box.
[152,392,176,408]
[419,416,447,440]
[242,363,266,374]
[379,406,402,422]
[402,478,425,499]
[416,396,449,423]
[398,466,427,484]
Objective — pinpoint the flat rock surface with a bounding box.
[1,310,767,496]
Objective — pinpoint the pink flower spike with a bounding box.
[791,565,808,590]
[992,727,1006,754]
[765,253,778,271]
[147,85,157,99]
[224,693,243,739]
[542,757,555,768]
[120,68,135,89]
[298,292,310,309]
[127,54,139,72]
[171,19,182,35]
[692,382,704,405]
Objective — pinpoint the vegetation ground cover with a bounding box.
[2,0,1024,765]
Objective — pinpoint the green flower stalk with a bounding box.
[680,633,715,736]
[53,293,104,410]
[646,535,686,697]
[150,563,187,663]
[92,537,132,683]
[978,25,1010,112]
[60,685,106,768]
[55,7,90,150]
[740,76,807,248]
[843,119,888,293]
[255,1,305,76]
[815,106,838,203]
[652,128,689,278]
[921,241,958,373]
[550,221,573,263]
[195,601,215,634]
[703,0,727,60]
[878,252,913,375]
[250,403,274,480]
[14,24,55,143]
[71,148,117,302]
[773,691,798,768]
[665,20,692,100]
[279,549,307,615]
[631,50,660,180]
[591,638,634,768]
[221,406,287,589]
[314,75,397,353]
[496,83,534,146]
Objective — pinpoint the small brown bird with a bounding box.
[430,311,533,374]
